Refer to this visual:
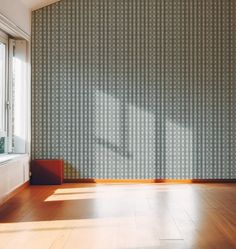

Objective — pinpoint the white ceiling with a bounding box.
[20,0,60,11]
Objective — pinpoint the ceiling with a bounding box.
[20,0,60,10]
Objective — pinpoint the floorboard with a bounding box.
[0,183,236,249]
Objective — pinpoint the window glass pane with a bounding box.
[12,40,27,153]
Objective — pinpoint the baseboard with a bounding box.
[0,181,29,206]
[63,179,236,184]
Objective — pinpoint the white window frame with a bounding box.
[0,30,8,153]
[0,14,30,158]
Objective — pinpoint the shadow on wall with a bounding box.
[90,82,235,179]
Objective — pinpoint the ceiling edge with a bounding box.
[0,12,30,40]
[32,0,60,11]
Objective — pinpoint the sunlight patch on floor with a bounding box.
[0,217,180,249]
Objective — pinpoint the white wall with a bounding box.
[0,0,31,35]
[0,2,31,203]
[0,155,30,204]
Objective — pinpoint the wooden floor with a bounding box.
[0,183,236,249]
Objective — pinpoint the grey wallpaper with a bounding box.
[32,0,236,179]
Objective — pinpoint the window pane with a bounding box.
[12,40,27,153]
[0,42,6,134]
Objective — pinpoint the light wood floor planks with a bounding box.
[0,183,236,249]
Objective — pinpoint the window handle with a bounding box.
[6,101,11,110]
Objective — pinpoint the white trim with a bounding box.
[32,0,60,11]
[0,13,30,41]
[0,153,29,165]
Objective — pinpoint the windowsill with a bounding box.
[0,153,29,165]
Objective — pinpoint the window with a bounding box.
[10,39,28,153]
[0,30,8,154]
[0,30,28,155]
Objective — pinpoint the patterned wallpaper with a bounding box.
[32,0,236,179]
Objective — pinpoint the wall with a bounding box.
[0,155,30,204]
[0,0,31,35]
[32,0,236,180]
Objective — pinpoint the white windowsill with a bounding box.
[0,154,29,165]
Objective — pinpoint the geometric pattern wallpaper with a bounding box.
[32,0,236,179]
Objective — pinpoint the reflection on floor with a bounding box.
[0,183,236,249]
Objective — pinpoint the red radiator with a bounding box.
[31,159,64,185]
